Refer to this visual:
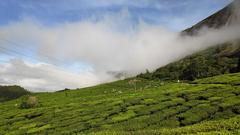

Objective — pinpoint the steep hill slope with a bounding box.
[183,0,240,35]
[139,0,240,81]
[0,73,239,134]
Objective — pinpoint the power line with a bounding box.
[0,38,65,64]
[0,37,74,73]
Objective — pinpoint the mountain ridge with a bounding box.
[138,0,240,81]
[183,0,240,35]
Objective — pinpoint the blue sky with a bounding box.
[0,0,232,30]
[0,0,235,91]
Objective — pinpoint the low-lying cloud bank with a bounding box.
[0,59,99,92]
[0,7,240,91]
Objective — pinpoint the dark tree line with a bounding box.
[138,43,240,81]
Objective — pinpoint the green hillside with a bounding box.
[1,2,240,134]
[138,42,240,81]
[0,73,240,134]
[138,1,240,81]
[0,86,29,102]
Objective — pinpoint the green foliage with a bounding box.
[112,110,136,122]
[194,72,240,85]
[0,73,239,134]
[20,95,39,109]
[0,85,29,102]
[178,104,218,126]
[91,116,240,135]
[138,43,240,81]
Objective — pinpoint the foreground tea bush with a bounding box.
[20,95,39,109]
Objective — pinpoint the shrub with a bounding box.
[20,95,39,109]
[178,104,218,126]
[112,110,136,122]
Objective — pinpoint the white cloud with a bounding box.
[0,5,239,91]
[0,59,99,92]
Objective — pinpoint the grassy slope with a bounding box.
[0,74,240,134]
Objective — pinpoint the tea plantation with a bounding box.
[0,73,240,134]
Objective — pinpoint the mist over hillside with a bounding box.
[0,1,239,91]
[183,0,240,35]
[139,0,240,81]
[0,1,240,134]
